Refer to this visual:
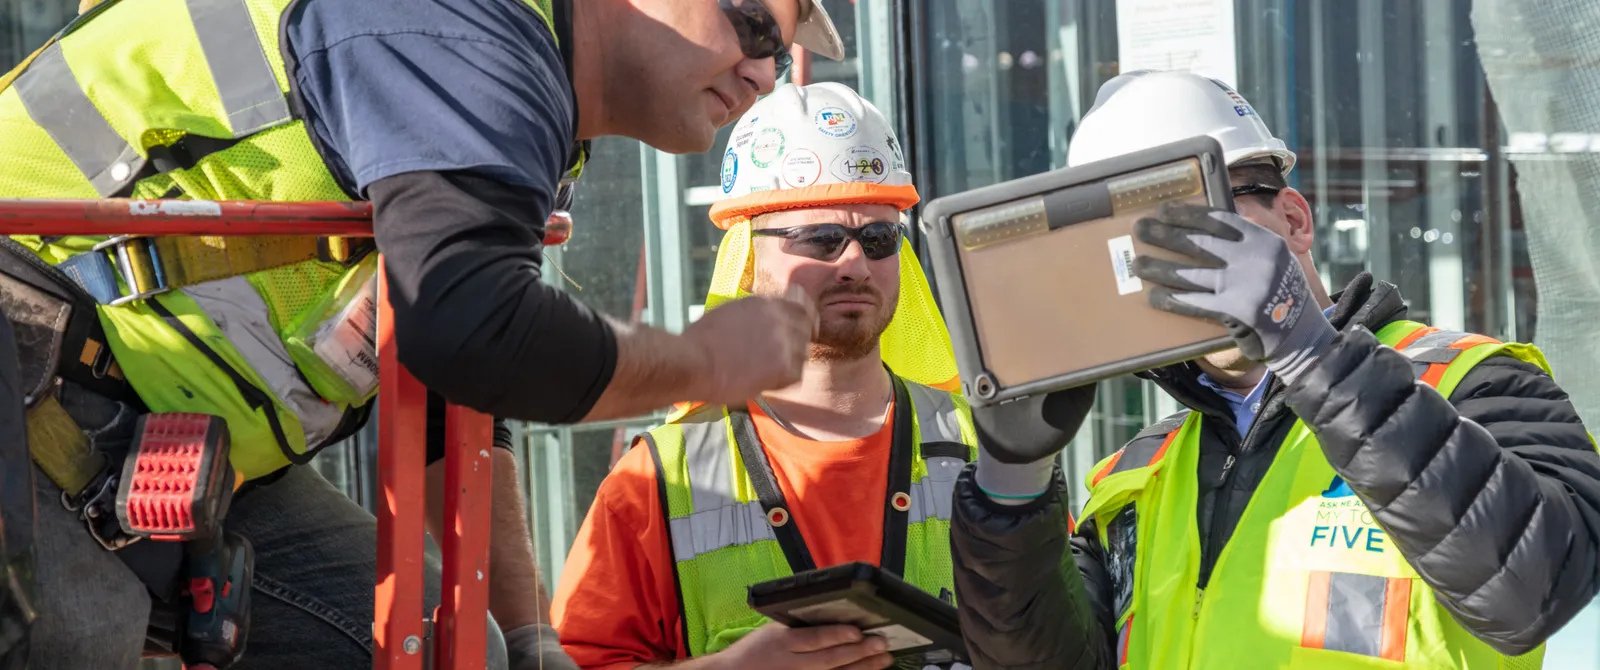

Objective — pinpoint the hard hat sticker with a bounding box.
[721,149,739,193]
[831,146,889,184]
[751,128,786,168]
[782,149,823,187]
[814,106,858,138]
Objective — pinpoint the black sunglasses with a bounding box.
[1231,183,1282,199]
[751,222,903,262]
[719,0,793,80]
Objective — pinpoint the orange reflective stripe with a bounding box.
[1117,615,1132,666]
[1092,451,1125,487]
[1302,570,1331,649]
[1149,429,1179,466]
[1380,578,1412,662]
[1420,333,1504,387]
[1393,325,1440,351]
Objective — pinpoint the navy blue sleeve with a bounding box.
[284,0,573,195]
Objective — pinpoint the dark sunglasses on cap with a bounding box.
[751,222,903,262]
[720,0,793,80]
[1230,183,1282,199]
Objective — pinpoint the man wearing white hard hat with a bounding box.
[951,70,1600,668]
[551,82,1105,670]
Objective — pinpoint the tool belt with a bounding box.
[0,238,253,667]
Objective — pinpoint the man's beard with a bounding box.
[754,271,897,362]
[809,282,897,362]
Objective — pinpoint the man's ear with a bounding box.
[1278,187,1316,255]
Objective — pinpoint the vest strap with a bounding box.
[13,43,149,197]
[727,374,923,576]
[186,0,292,136]
[728,408,817,572]
[880,375,914,577]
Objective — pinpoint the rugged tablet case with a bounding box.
[922,135,1235,408]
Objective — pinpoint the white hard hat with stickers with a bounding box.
[1067,70,1297,174]
[669,82,959,425]
[715,81,913,217]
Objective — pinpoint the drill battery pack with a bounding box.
[114,413,237,542]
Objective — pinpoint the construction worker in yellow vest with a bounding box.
[550,82,1101,670]
[0,0,849,667]
[947,70,1600,669]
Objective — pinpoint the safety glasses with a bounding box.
[719,0,793,80]
[1230,183,1282,200]
[752,222,903,262]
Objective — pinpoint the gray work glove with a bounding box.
[971,384,1097,501]
[1131,202,1336,386]
[503,623,579,670]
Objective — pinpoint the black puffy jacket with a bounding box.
[950,274,1600,668]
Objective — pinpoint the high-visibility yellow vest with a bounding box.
[1080,320,1559,669]
[641,376,977,657]
[0,0,558,480]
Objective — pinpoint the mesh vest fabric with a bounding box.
[648,378,977,657]
[0,0,555,479]
[1079,321,1555,669]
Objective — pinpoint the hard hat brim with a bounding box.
[709,182,920,230]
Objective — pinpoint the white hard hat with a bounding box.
[1067,70,1297,175]
[711,82,917,229]
[793,0,845,61]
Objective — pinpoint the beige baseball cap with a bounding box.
[792,0,845,61]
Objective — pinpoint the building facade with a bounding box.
[3,0,1597,664]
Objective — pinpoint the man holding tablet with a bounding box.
[551,82,1104,670]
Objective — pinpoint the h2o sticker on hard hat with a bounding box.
[721,149,739,193]
[831,146,889,184]
[814,106,858,138]
[781,149,823,187]
[751,128,786,168]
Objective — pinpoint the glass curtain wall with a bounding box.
[907,0,1598,663]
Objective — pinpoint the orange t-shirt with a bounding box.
[551,401,896,669]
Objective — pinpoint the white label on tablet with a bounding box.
[864,623,933,651]
[1107,235,1143,295]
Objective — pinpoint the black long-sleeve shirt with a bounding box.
[370,170,616,426]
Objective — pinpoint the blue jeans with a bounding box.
[27,452,508,669]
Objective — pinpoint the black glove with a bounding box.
[971,384,1097,465]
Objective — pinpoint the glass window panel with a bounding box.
[911,0,1598,662]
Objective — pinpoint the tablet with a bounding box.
[748,562,966,665]
[922,135,1236,407]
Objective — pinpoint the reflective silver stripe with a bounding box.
[13,43,148,196]
[184,277,346,448]
[187,0,292,136]
[907,382,964,444]
[1398,329,1469,378]
[907,382,966,525]
[683,419,736,513]
[669,416,772,563]
[1323,572,1387,658]
[670,384,978,559]
[668,501,775,564]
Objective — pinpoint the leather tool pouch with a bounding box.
[0,238,142,409]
